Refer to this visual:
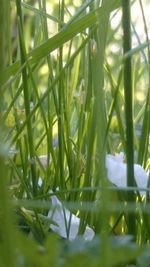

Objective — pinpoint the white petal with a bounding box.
[48,194,94,240]
[106,154,127,187]
[134,164,149,194]
[106,154,148,195]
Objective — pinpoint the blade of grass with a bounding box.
[16,0,37,197]
[137,0,150,167]
[57,0,65,190]
[105,64,125,148]
[0,1,16,266]
[0,0,121,88]
[122,0,135,236]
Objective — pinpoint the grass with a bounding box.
[0,0,150,266]
[122,0,136,237]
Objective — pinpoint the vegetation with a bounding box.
[0,0,150,266]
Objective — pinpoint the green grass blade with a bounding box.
[16,0,37,197]
[122,0,135,236]
[0,0,121,87]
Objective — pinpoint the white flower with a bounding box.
[48,193,94,241]
[106,153,149,195]
[38,152,148,240]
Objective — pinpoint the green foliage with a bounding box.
[0,0,150,266]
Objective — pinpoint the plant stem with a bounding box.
[0,1,16,266]
[58,0,65,189]
[122,0,135,236]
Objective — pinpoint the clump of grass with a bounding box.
[0,0,150,266]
